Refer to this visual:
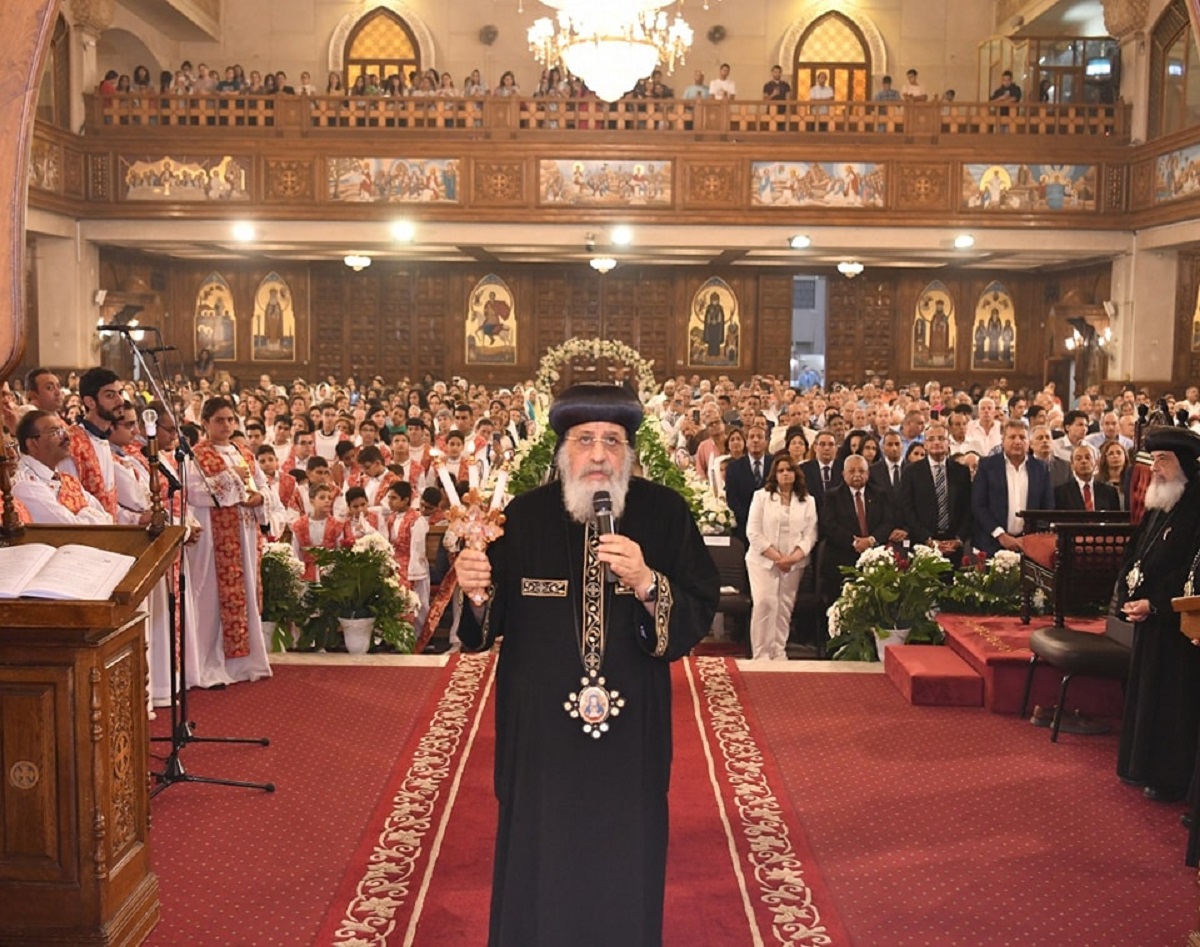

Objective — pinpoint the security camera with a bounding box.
[585,232,596,252]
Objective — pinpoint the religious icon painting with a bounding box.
[912,281,957,371]
[466,274,516,365]
[194,273,237,361]
[252,272,296,362]
[121,155,249,201]
[688,277,740,368]
[327,157,459,203]
[971,281,1017,371]
[1191,285,1200,352]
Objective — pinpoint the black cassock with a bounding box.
[459,477,719,947]
[1114,483,1200,794]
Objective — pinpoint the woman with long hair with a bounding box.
[1097,438,1131,508]
[495,70,520,97]
[857,433,881,465]
[744,455,818,661]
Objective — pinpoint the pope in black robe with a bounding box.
[457,391,719,947]
[1115,427,1200,800]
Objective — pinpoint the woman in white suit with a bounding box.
[745,454,818,661]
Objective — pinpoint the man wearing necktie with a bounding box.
[898,422,972,556]
[819,454,896,601]
[1053,443,1120,512]
[870,431,905,495]
[799,431,842,508]
[724,425,770,545]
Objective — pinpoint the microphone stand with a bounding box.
[107,329,273,795]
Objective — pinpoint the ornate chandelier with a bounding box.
[527,0,695,102]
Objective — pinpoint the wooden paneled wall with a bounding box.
[93,250,1119,391]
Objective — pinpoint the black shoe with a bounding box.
[1144,786,1186,803]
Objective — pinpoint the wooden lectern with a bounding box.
[1173,594,1200,947]
[0,524,184,947]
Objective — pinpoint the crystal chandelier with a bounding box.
[528,1,694,102]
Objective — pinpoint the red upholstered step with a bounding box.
[940,613,1124,716]
[885,644,983,707]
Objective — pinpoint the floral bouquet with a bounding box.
[308,532,418,652]
[827,544,953,661]
[940,549,1025,615]
[260,542,308,652]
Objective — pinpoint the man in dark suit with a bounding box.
[1054,442,1121,511]
[799,430,841,508]
[869,430,905,494]
[971,419,1055,557]
[899,421,972,556]
[820,454,896,599]
[1029,424,1072,488]
[725,424,770,545]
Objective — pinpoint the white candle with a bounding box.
[436,463,462,507]
[468,462,480,491]
[489,470,509,511]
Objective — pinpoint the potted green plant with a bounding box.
[309,533,419,654]
[827,544,953,661]
[260,542,308,652]
[941,549,1025,615]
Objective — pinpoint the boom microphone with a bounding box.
[96,324,136,333]
[141,345,178,354]
[592,490,617,583]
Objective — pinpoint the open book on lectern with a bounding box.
[0,543,137,600]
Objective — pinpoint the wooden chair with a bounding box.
[1018,509,1132,627]
[707,537,751,646]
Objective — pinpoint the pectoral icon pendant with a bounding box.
[564,675,625,739]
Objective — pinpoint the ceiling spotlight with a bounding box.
[391,220,416,242]
[789,234,812,249]
[231,221,256,242]
[344,254,372,271]
[837,261,864,278]
[954,233,975,250]
[611,225,633,247]
[590,257,617,274]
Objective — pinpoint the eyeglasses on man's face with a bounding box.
[565,432,628,452]
[31,426,68,439]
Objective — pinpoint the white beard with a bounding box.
[1145,476,1186,512]
[557,448,634,525]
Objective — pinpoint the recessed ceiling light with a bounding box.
[232,221,256,242]
[590,257,617,274]
[391,220,416,242]
[611,226,633,246]
[789,234,812,249]
[954,233,975,249]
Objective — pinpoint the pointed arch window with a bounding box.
[793,12,870,102]
[36,15,71,128]
[344,7,421,90]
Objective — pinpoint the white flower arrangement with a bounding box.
[855,545,895,572]
[535,337,659,401]
[992,550,1022,573]
[352,531,394,558]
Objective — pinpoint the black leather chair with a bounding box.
[1018,617,1132,742]
[707,537,752,645]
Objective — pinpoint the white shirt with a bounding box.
[1052,436,1089,464]
[392,512,430,580]
[746,490,818,567]
[966,419,1002,455]
[313,428,343,462]
[709,77,737,99]
[1000,459,1029,537]
[13,455,113,525]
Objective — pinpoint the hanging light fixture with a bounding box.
[837,261,864,278]
[528,1,694,102]
[344,254,372,271]
[590,256,618,273]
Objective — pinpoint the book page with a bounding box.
[21,544,138,601]
[0,544,56,598]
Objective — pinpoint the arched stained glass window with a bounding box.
[344,7,420,90]
[794,12,870,102]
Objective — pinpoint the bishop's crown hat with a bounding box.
[1144,425,1200,478]
[549,383,643,444]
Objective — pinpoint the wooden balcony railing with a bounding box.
[84,93,1132,142]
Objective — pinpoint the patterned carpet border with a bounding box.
[690,656,849,947]
[318,653,495,947]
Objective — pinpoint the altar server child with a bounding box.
[290,455,347,518]
[256,444,298,540]
[344,486,385,540]
[387,481,430,630]
[291,482,345,581]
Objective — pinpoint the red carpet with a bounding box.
[743,670,1198,946]
[144,664,443,947]
[318,655,850,946]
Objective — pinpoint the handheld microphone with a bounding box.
[141,345,178,354]
[592,490,617,583]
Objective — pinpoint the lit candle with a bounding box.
[468,462,480,491]
[436,462,462,507]
[489,470,508,511]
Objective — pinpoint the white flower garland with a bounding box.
[535,337,659,401]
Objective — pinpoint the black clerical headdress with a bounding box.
[549,384,643,444]
[1144,425,1200,479]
